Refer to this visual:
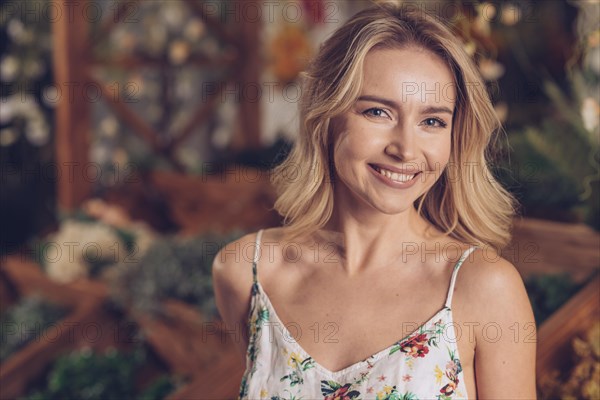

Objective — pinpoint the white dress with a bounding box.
[239,229,476,400]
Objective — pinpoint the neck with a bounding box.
[316,204,438,277]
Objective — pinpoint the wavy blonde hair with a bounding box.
[270,2,516,250]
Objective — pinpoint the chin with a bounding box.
[371,200,416,215]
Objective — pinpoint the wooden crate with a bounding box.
[0,255,108,303]
[503,217,600,283]
[0,255,109,399]
[167,350,245,400]
[536,273,600,386]
[150,169,281,236]
[0,255,173,399]
[101,168,282,236]
[0,298,106,399]
[132,298,239,378]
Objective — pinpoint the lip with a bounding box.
[368,164,422,189]
[369,163,422,175]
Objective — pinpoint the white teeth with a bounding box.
[376,167,415,183]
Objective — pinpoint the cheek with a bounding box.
[426,135,452,165]
[422,136,452,184]
[333,130,370,165]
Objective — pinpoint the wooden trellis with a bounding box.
[52,0,261,211]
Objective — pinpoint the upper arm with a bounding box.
[212,233,256,357]
[470,252,537,399]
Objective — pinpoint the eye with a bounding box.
[421,117,448,128]
[363,108,391,119]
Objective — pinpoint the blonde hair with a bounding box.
[270,2,516,250]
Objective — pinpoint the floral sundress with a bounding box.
[239,229,477,400]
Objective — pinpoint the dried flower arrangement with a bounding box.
[108,229,245,320]
[538,321,600,399]
[22,345,179,400]
[31,199,158,284]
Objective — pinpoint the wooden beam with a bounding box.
[87,51,238,70]
[168,78,232,150]
[52,0,92,211]
[88,76,163,150]
[183,0,239,45]
[234,1,262,151]
[85,0,142,49]
[87,76,186,172]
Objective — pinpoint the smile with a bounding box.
[373,166,415,182]
[368,164,422,188]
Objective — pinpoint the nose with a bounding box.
[385,123,416,160]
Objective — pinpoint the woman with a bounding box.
[213,3,536,399]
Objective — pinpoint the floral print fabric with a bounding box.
[239,230,477,400]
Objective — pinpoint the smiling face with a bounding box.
[330,46,456,216]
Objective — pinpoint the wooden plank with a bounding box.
[167,350,245,400]
[503,217,600,283]
[1,255,107,305]
[52,0,93,211]
[536,273,600,382]
[88,52,238,70]
[233,1,262,151]
[149,170,281,236]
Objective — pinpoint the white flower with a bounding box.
[494,102,509,123]
[184,19,206,41]
[146,24,168,55]
[91,144,111,165]
[501,4,521,26]
[581,97,599,133]
[46,257,88,284]
[0,128,19,147]
[128,222,157,257]
[0,56,19,82]
[0,97,16,123]
[479,58,505,81]
[25,119,49,146]
[24,60,45,79]
[169,40,190,65]
[112,148,129,165]
[7,19,25,41]
[586,46,600,75]
[44,220,126,283]
[162,2,185,29]
[100,116,119,138]
[42,86,60,108]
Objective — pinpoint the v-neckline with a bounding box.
[255,281,451,378]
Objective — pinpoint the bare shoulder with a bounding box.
[456,247,537,397]
[456,247,536,342]
[211,232,260,343]
[459,248,530,306]
[211,228,284,329]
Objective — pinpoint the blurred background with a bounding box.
[0,0,598,399]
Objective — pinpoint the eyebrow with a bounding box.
[356,95,454,115]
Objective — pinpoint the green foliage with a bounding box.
[137,375,176,400]
[0,295,67,361]
[21,346,177,400]
[109,230,245,319]
[498,72,600,228]
[525,273,583,326]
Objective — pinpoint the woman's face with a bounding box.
[331,46,456,215]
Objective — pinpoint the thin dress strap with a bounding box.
[444,246,477,309]
[252,229,264,286]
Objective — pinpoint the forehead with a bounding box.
[361,46,456,107]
